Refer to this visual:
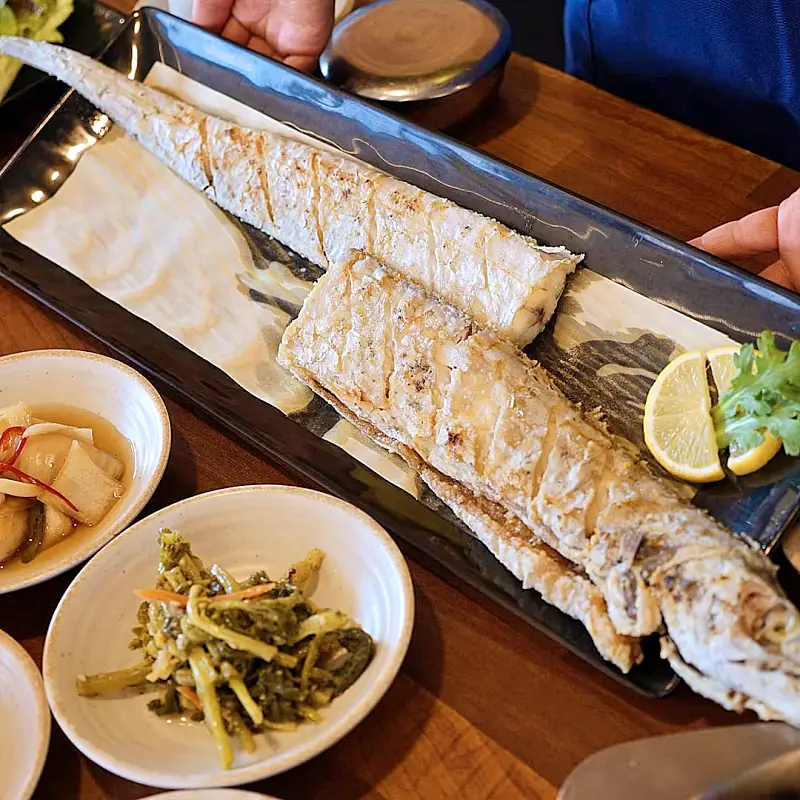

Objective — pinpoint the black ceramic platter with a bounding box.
[1,9,799,700]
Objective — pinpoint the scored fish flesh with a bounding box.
[303,363,642,671]
[278,251,800,723]
[0,37,583,347]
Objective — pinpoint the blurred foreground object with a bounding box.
[559,724,800,800]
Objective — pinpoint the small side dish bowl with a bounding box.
[0,628,51,800]
[0,349,171,594]
[44,485,414,789]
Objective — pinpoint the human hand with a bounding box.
[690,186,800,292]
[192,0,335,72]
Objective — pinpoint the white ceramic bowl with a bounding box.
[44,485,414,789]
[0,349,171,594]
[0,629,51,800]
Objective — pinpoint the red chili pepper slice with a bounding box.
[0,461,78,513]
[0,426,24,460]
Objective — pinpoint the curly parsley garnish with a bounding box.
[712,331,800,456]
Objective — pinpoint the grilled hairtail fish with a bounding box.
[0,36,583,347]
[278,251,800,723]
[301,363,642,671]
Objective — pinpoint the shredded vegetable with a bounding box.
[23,422,94,443]
[0,404,129,566]
[0,478,42,498]
[20,502,45,563]
[75,529,374,769]
[0,461,78,512]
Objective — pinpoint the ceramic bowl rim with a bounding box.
[0,627,51,800]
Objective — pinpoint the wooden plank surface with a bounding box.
[1,5,799,799]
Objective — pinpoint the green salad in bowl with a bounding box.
[0,0,74,100]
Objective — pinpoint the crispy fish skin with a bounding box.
[278,252,800,723]
[417,466,643,673]
[292,352,641,672]
[0,37,582,346]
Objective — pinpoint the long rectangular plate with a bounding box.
[1,9,798,698]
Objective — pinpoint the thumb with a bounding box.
[759,260,797,292]
[777,187,800,292]
[192,0,234,33]
[266,0,334,60]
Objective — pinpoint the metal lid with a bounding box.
[320,0,512,104]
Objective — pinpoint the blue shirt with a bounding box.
[564,0,800,170]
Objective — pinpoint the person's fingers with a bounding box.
[759,259,797,291]
[192,0,233,33]
[220,15,253,46]
[264,0,335,61]
[246,34,276,56]
[689,205,779,260]
[777,188,800,291]
[283,53,318,72]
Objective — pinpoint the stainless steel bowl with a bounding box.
[320,0,512,130]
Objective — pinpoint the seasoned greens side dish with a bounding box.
[76,530,374,769]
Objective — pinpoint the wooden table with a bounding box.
[2,6,800,799]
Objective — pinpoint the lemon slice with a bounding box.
[707,345,782,476]
[706,345,742,396]
[644,351,724,482]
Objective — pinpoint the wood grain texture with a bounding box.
[464,56,800,246]
[1,7,799,798]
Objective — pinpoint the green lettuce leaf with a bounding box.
[712,331,800,456]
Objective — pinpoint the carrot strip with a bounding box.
[177,685,203,710]
[134,588,189,606]
[134,583,274,608]
[209,584,275,604]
